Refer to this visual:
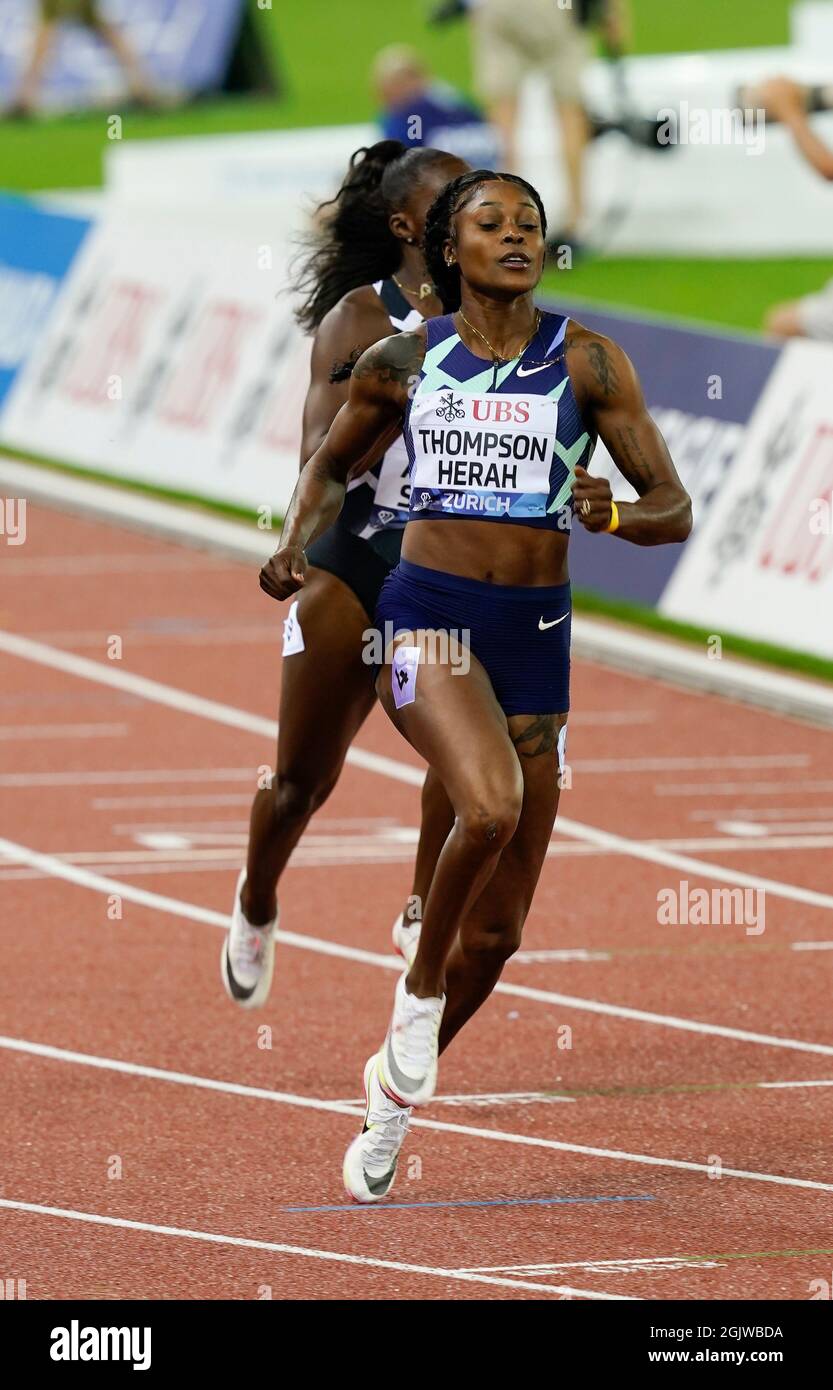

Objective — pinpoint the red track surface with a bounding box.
[1,500,832,1301]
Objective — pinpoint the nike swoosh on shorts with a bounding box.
[538,614,569,630]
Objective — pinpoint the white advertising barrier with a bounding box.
[0,202,310,517]
[660,339,833,659]
[104,45,833,255]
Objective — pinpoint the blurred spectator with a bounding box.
[8,0,158,116]
[373,44,499,169]
[467,0,630,250]
[750,76,833,339]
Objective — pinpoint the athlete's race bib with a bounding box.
[370,434,411,529]
[409,389,558,521]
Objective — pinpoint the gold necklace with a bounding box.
[392,273,434,301]
[458,308,542,362]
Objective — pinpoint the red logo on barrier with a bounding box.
[159,301,262,430]
[758,424,833,582]
[64,280,161,405]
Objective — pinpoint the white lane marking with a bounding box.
[0,845,418,867]
[555,815,833,912]
[0,1197,625,1300]
[792,941,833,951]
[560,710,655,726]
[27,626,278,648]
[513,949,612,963]
[2,833,833,1057]
[3,1033,833,1193]
[1,628,831,911]
[657,780,833,798]
[457,1255,726,1274]
[573,754,810,774]
[0,767,255,788]
[717,821,770,837]
[758,1079,833,1089]
[1,553,231,576]
[94,793,261,809]
[547,834,833,856]
[2,831,831,875]
[720,820,833,837]
[0,722,127,740]
[328,1091,576,1108]
[691,807,833,823]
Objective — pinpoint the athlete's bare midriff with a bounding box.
[401,516,570,586]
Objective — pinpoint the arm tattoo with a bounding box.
[329,347,363,383]
[585,341,620,397]
[352,332,424,390]
[512,714,561,759]
[614,423,656,491]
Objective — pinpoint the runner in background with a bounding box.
[7,0,158,116]
[221,141,469,1010]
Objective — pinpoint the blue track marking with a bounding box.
[282,1193,655,1213]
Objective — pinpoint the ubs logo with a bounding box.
[436,392,465,422]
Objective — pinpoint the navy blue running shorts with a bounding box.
[374,558,571,715]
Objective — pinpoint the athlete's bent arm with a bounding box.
[259,332,420,600]
[298,290,397,468]
[568,329,692,545]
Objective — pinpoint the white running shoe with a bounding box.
[391,911,421,967]
[220,869,278,1009]
[343,1054,411,1203]
[378,972,445,1107]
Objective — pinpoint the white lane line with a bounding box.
[2,833,833,1057]
[555,815,833,912]
[328,1091,576,1108]
[1,553,230,576]
[92,793,278,810]
[457,1255,725,1274]
[514,949,612,964]
[547,833,833,856]
[792,941,833,951]
[720,821,833,837]
[3,1033,832,1194]
[573,755,810,774]
[657,780,833,798]
[0,629,279,740]
[560,710,655,726]
[0,1197,625,1300]
[758,1079,833,1089]
[2,834,832,875]
[0,767,255,788]
[27,626,278,649]
[0,722,127,740]
[2,628,831,911]
[691,807,833,823]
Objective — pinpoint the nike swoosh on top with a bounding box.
[516,363,552,377]
[538,614,569,630]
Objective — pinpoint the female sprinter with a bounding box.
[222,141,469,1007]
[259,169,692,1200]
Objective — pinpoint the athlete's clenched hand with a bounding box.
[259,545,307,600]
[572,466,615,533]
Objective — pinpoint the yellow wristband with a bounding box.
[605,500,620,534]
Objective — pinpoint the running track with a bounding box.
[1,500,832,1301]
